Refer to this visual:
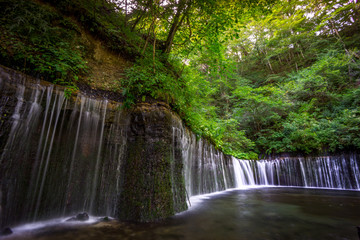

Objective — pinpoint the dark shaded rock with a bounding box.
[66,212,89,222]
[76,82,126,103]
[76,212,90,221]
[1,227,12,236]
[118,103,187,222]
[357,226,360,239]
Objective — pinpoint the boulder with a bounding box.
[66,212,89,222]
[0,227,12,236]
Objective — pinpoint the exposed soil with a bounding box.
[78,29,130,93]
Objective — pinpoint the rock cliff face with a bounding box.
[118,103,187,222]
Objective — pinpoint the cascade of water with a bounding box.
[26,85,53,221]
[181,129,192,197]
[33,90,66,220]
[232,158,256,187]
[196,139,203,195]
[0,84,26,164]
[61,94,85,217]
[0,78,129,226]
[177,123,236,197]
[105,106,127,216]
[180,129,197,197]
[257,161,269,185]
[350,154,360,189]
[2,70,360,228]
[89,100,107,213]
[233,158,248,187]
[299,159,308,187]
[230,156,360,190]
[171,126,184,210]
[59,95,112,216]
[220,154,229,189]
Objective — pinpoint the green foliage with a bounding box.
[0,0,87,87]
[2,0,360,159]
[43,0,141,58]
[54,78,79,99]
[178,0,360,157]
[123,53,184,106]
[247,48,360,155]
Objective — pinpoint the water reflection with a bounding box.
[5,188,360,240]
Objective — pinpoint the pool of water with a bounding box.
[4,187,360,240]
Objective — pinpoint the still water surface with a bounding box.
[5,187,360,240]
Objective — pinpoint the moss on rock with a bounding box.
[118,103,187,222]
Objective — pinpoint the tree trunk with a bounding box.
[142,1,158,55]
[131,0,153,31]
[163,0,189,54]
[124,0,128,26]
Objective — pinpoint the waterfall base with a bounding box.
[5,188,360,240]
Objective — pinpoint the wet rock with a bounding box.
[118,103,187,222]
[0,227,13,236]
[100,216,110,222]
[66,212,89,222]
[76,212,90,221]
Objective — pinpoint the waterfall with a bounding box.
[232,158,255,187]
[1,66,360,229]
[178,125,360,193]
[0,77,128,227]
[174,110,360,199]
[176,118,360,194]
[230,156,360,190]
[176,128,236,197]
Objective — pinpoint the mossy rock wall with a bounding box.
[118,102,187,222]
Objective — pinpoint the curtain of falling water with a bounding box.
[230,156,360,190]
[1,71,360,229]
[173,125,236,197]
[0,79,128,227]
[176,118,360,196]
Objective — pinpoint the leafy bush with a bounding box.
[0,0,87,90]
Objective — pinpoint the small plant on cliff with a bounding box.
[123,52,186,107]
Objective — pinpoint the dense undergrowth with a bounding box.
[1,0,360,159]
[0,0,87,94]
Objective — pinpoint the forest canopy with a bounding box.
[0,0,359,159]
